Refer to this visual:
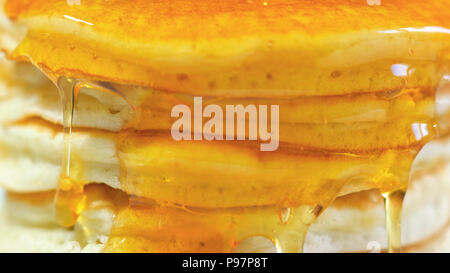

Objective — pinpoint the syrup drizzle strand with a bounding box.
[383,189,406,253]
[55,78,135,227]
[274,204,322,253]
[55,77,84,227]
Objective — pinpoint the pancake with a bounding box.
[0,157,448,252]
[0,0,449,253]
[3,0,449,96]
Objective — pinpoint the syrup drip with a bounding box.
[55,77,133,227]
[274,205,322,253]
[383,190,406,253]
[105,199,325,253]
[55,76,84,227]
[279,207,291,224]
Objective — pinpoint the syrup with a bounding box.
[50,75,440,252]
[274,205,322,253]
[54,77,135,227]
[54,77,84,227]
[383,190,406,253]
[4,0,448,253]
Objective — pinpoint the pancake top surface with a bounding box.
[5,0,450,40]
[2,0,450,94]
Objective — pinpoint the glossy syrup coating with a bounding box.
[1,0,449,252]
[3,0,450,95]
[5,0,450,40]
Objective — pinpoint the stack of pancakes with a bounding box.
[0,0,449,252]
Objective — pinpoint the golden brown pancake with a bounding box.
[0,0,448,253]
[3,0,449,96]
